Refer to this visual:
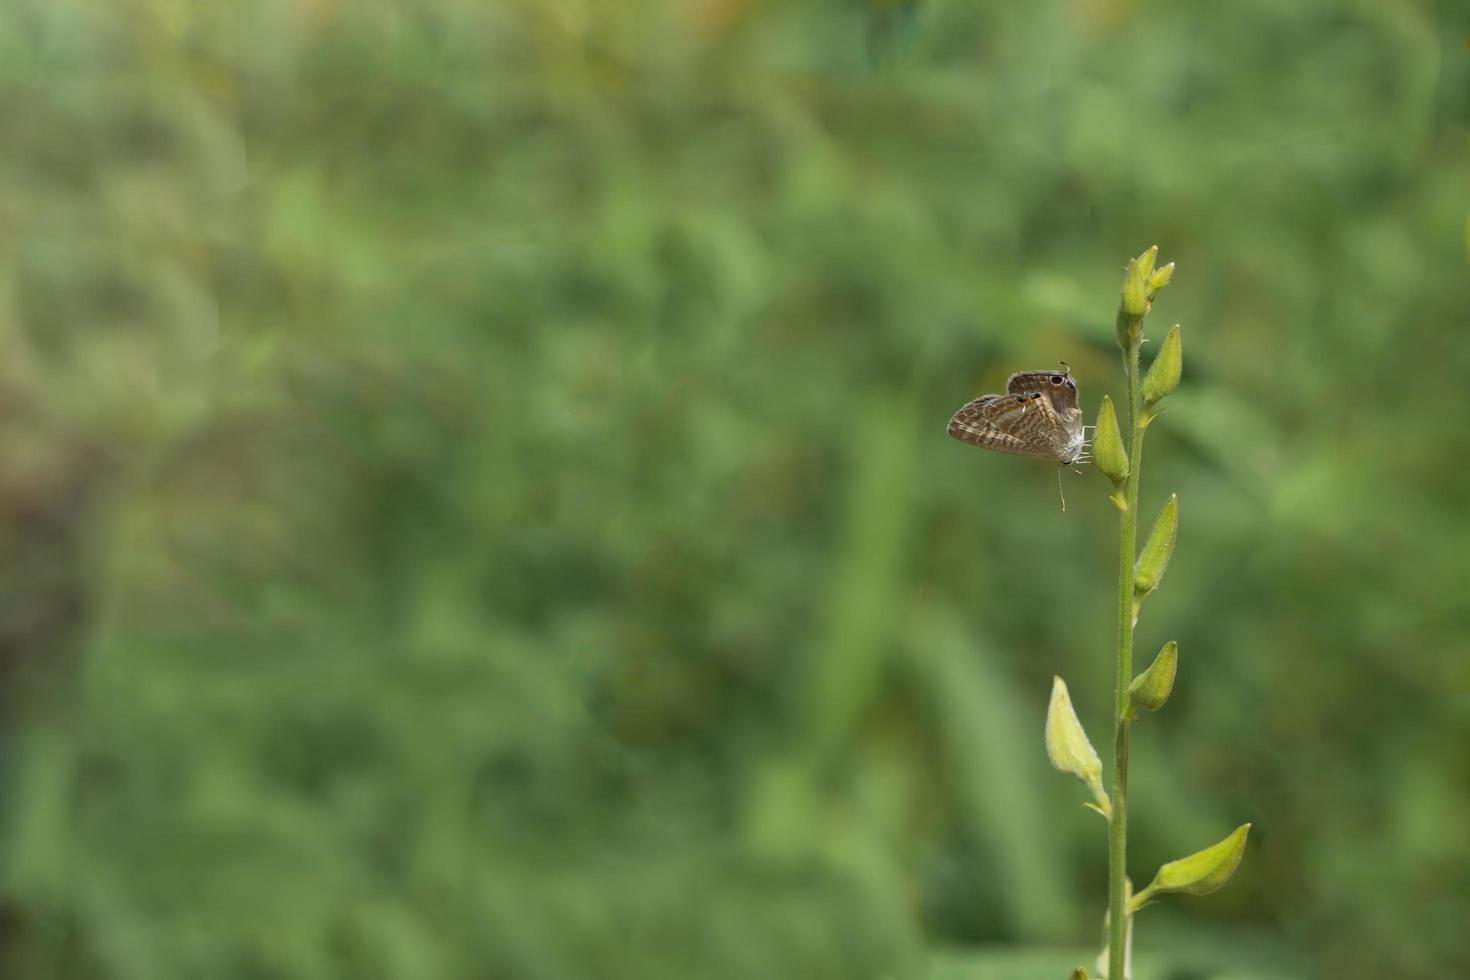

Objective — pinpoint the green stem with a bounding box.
[1108,331,1145,979]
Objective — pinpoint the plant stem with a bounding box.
[1108,331,1145,979]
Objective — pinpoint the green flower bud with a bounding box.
[1120,254,1150,318]
[1129,824,1251,913]
[1136,245,1158,280]
[1069,969,1089,980]
[1133,494,1178,596]
[1093,395,1128,486]
[1117,247,1172,350]
[1142,324,1182,407]
[1147,261,1175,296]
[1044,676,1110,818]
[1127,641,1178,715]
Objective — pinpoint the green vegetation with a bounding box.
[1046,249,1248,978]
[0,2,1466,979]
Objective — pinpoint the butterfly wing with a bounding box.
[948,391,1082,461]
[950,364,1086,462]
[947,395,1033,456]
[1007,366,1080,415]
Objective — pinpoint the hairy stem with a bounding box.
[1108,332,1145,979]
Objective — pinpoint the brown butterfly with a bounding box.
[947,364,1088,465]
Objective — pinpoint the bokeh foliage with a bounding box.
[0,1,1467,978]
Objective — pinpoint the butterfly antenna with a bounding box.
[1056,464,1067,512]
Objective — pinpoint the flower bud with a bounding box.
[1147,261,1174,297]
[1120,254,1150,318]
[1129,824,1251,912]
[1136,245,1158,280]
[1117,247,1172,350]
[1127,641,1178,715]
[1142,324,1182,407]
[1093,395,1128,485]
[1134,494,1178,597]
[1045,676,1110,817]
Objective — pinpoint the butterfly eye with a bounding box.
[1050,375,1063,384]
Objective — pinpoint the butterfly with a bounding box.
[947,364,1089,465]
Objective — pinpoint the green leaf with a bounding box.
[1130,824,1251,913]
[1133,494,1178,596]
[1142,324,1182,407]
[1093,395,1128,486]
[1127,641,1178,715]
[1044,676,1110,818]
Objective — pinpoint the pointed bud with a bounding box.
[1127,641,1178,715]
[1045,676,1110,817]
[1069,969,1089,980]
[1136,245,1158,280]
[1093,395,1128,485]
[1118,247,1169,350]
[1142,324,1182,407]
[1120,254,1150,318]
[1129,824,1250,913]
[1147,262,1175,296]
[1133,494,1178,597]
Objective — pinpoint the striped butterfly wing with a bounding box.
[947,394,1032,456]
[947,391,1070,460]
[949,366,1086,462]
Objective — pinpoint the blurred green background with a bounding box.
[0,1,1467,978]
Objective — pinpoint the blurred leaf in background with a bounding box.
[0,0,1466,978]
